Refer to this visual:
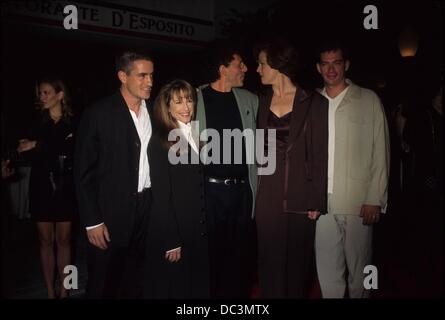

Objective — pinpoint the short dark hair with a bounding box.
[253,38,300,85]
[116,51,153,74]
[317,39,350,62]
[206,42,242,82]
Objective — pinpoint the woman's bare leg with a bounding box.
[37,222,55,299]
[55,221,71,298]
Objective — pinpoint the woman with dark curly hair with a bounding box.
[17,77,76,299]
[254,39,328,298]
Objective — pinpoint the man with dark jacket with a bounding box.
[74,52,159,298]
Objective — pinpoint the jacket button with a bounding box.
[199,219,205,224]
[135,141,140,147]
[200,232,206,236]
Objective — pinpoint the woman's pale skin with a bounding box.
[164,91,194,262]
[257,50,320,220]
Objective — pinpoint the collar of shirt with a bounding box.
[178,119,191,131]
[128,100,148,121]
[321,85,350,104]
[177,120,199,154]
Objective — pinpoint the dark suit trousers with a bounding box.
[85,189,152,299]
[205,181,255,299]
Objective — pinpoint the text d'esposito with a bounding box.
[112,12,195,36]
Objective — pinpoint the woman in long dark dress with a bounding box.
[17,78,76,299]
[145,79,209,298]
[254,39,328,298]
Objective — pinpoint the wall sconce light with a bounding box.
[398,29,419,57]
[376,79,386,89]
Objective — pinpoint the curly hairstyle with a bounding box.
[205,42,242,83]
[253,38,300,85]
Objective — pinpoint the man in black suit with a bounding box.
[74,52,155,298]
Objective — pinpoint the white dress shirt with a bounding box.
[177,120,199,154]
[320,85,350,194]
[86,100,152,230]
[128,100,152,192]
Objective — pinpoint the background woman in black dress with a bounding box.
[145,79,209,298]
[17,78,76,299]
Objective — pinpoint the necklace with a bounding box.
[50,113,62,122]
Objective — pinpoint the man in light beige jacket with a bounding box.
[315,42,390,298]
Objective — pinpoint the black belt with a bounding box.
[206,176,246,185]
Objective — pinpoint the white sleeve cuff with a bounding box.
[86,222,104,231]
[166,247,181,253]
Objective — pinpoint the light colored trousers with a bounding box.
[315,213,373,298]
